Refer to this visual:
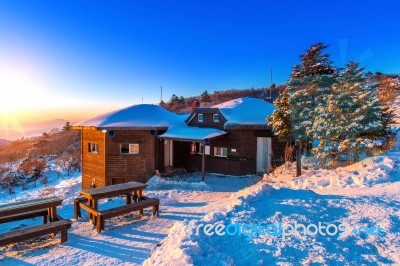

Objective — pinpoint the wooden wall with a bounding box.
[80,128,285,188]
[81,129,106,189]
[169,129,282,176]
[187,109,226,129]
[105,130,157,185]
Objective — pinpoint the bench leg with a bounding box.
[125,194,131,204]
[49,207,58,222]
[132,191,138,202]
[92,200,98,226]
[48,207,53,222]
[137,189,143,201]
[97,215,103,234]
[61,229,68,243]
[74,199,81,219]
[152,205,159,217]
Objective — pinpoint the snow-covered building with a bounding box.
[73,97,284,188]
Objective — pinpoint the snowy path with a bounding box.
[0,174,258,265]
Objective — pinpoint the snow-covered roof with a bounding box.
[160,126,227,142]
[212,97,276,126]
[74,104,185,129]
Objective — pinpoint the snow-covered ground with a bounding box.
[145,129,400,265]
[0,172,259,265]
[1,130,400,264]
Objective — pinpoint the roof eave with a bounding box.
[224,124,272,130]
[71,126,169,131]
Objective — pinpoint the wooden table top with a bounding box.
[80,181,148,200]
[0,196,63,217]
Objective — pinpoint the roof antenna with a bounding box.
[266,68,273,100]
[270,68,273,99]
[160,86,163,103]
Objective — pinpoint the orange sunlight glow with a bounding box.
[0,58,48,139]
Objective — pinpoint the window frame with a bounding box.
[214,147,228,157]
[213,114,220,123]
[198,113,204,123]
[120,143,140,154]
[88,143,98,153]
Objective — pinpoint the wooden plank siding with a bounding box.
[81,127,284,187]
[105,130,157,185]
[81,129,106,189]
[170,129,285,175]
[169,129,283,176]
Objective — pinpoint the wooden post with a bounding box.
[295,140,301,177]
[201,147,205,182]
[138,189,143,215]
[125,194,131,204]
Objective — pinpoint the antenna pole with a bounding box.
[270,68,272,99]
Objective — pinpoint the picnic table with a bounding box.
[0,196,63,223]
[0,196,72,246]
[74,181,159,233]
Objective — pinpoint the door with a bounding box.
[257,137,272,173]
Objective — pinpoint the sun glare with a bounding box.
[0,59,49,139]
[0,69,44,113]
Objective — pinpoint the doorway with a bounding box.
[256,137,272,173]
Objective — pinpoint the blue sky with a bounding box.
[0,0,399,121]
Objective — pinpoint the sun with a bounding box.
[0,60,48,139]
[0,58,49,114]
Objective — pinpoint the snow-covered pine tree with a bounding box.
[287,42,337,148]
[267,89,291,144]
[333,62,384,162]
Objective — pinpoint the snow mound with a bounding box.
[212,97,276,126]
[146,175,210,191]
[272,154,395,190]
[74,104,185,128]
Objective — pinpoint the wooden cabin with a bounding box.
[72,104,183,189]
[73,98,285,188]
[160,97,285,175]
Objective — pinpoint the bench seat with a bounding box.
[96,197,159,233]
[0,209,48,224]
[0,219,72,246]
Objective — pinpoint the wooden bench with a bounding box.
[0,209,49,224]
[95,197,159,233]
[0,219,72,246]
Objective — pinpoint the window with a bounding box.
[120,143,139,154]
[88,143,98,153]
[198,114,204,123]
[213,114,220,122]
[214,147,228,157]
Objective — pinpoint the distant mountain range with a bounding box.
[0,139,11,146]
[0,119,72,141]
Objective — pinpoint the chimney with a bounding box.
[191,100,200,111]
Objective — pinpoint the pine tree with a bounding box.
[267,89,291,144]
[62,122,71,132]
[287,42,337,145]
[332,62,384,162]
[200,90,211,102]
